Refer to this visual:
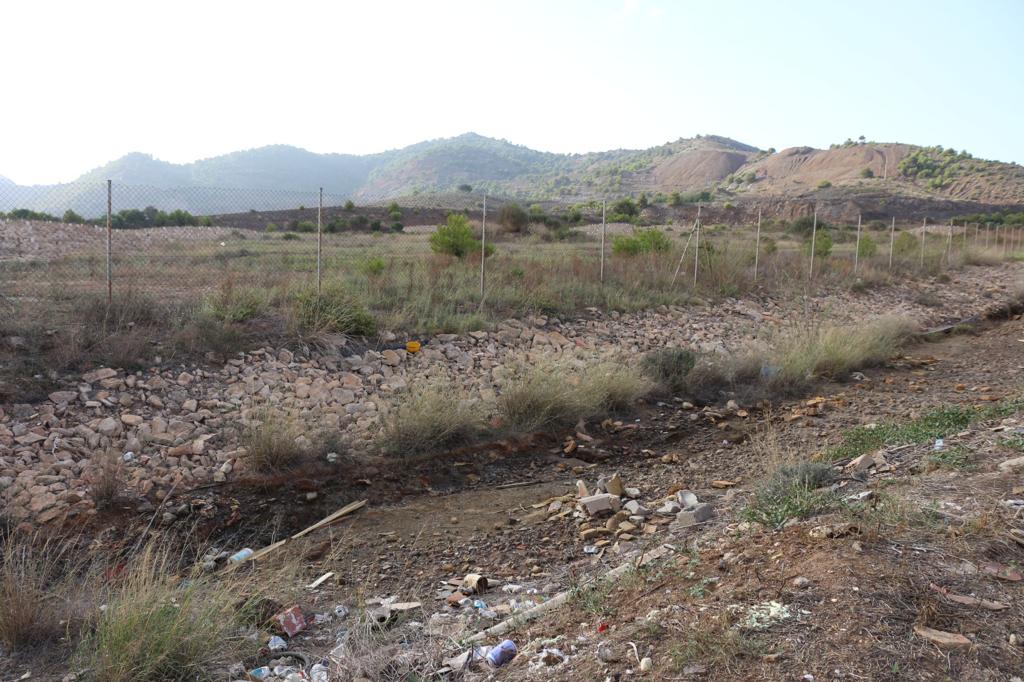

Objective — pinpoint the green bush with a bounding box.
[611,228,672,256]
[860,168,874,178]
[641,348,697,395]
[359,256,386,277]
[281,232,300,241]
[803,231,833,258]
[265,223,278,232]
[387,202,402,221]
[498,203,529,233]
[857,234,878,258]
[295,220,316,233]
[62,209,84,224]
[292,285,375,335]
[893,231,919,255]
[817,180,832,189]
[789,216,829,236]
[390,222,404,232]
[429,214,493,258]
[612,198,637,217]
[344,200,355,211]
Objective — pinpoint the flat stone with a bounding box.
[83,368,117,383]
[605,472,625,497]
[675,503,714,526]
[49,391,78,404]
[579,493,621,517]
[120,414,143,427]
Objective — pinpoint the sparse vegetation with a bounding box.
[240,408,306,472]
[611,228,672,256]
[378,382,485,456]
[641,347,697,395]
[291,284,375,335]
[429,214,493,258]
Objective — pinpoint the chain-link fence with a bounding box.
[1,181,1022,325]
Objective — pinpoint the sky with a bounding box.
[2,0,1023,184]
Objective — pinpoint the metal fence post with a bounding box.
[693,211,700,287]
[888,216,895,270]
[753,208,762,282]
[479,195,487,300]
[316,187,323,294]
[945,218,953,266]
[808,209,818,279]
[854,212,862,274]
[106,179,112,305]
[919,218,926,270]
[600,200,606,283]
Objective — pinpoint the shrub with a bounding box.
[344,200,355,211]
[265,222,278,232]
[498,203,529,233]
[789,216,829,236]
[295,220,317,233]
[612,198,638,216]
[359,256,386,277]
[817,180,832,189]
[63,209,84,224]
[641,348,697,395]
[75,545,247,682]
[291,285,375,335]
[761,236,778,255]
[0,537,73,650]
[499,363,595,432]
[390,221,404,232]
[743,461,836,527]
[580,362,651,412]
[387,202,401,220]
[197,216,212,227]
[429,214,492,258]
[612,228,672,256]
[281,232,300,240]
[88,449,124,509]
[378,383,485,456]
[802,230,833,258]
[204,283,270,322]
[857,234,878,258]
[240,408,305,472]
[860,168,875,178]
[893,231,920,255]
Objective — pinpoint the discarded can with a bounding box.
[406,340,421,353]
[486,639,517,667]
[333,604,350,620]
[228,548,254,562]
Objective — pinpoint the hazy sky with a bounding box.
[3,0,1022,184]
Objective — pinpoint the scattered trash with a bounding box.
[406,340,421,353]
[640,656,654,672]
[121,451,135,462]
[461,573,489,594]
[537,648,567,666]
[486,639,518,667]
[310,663,330,682]
[272,605,307,636]
[247,666,272,680]
[597,641,621,662]
[267,635,287,652]
[333,605,350,620]
[597,621,609,633]
[733,600,794,630]
[501,584,523,594]
[933,438,945,451]
[306,572,334,589]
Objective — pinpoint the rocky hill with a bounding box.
[2,134,1022,218]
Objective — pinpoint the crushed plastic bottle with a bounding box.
[486,639,517,667]
[934,438,945,451]
[310,663,330,682]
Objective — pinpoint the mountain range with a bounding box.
[2,133,1023,217]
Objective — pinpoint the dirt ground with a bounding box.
[3,299,1023,681]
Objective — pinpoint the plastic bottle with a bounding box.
[310,663,330,682]
[486,639,517,667]
[228,548,254,562]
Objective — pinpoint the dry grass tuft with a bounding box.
[75,545,249,682]
[498,361,595,432]
[88,448,125,509]
[580,361,651,412]
[377,382,485,457]
[0,535,74,651]
[241,408,307,472]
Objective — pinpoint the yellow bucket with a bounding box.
[405,341,421,354]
